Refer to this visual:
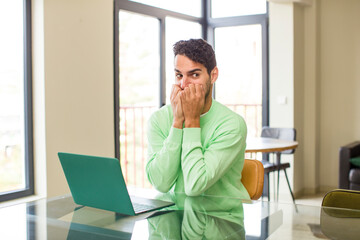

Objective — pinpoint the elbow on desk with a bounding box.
[184,173,209,196]
[153,183,172,193]
[184,184,205,197]
[147,174,172,193]
[148,175,173,193]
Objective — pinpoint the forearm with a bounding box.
[181,128,211,196]
[181,128,245,196]
[146,127,183,192]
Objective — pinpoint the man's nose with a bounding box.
[181,76,189,89]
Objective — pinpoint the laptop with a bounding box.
[58,152,174,216]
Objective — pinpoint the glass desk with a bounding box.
[1,192,360,239]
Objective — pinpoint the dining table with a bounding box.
[246,137,298,155]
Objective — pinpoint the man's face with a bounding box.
[174,54,212,98]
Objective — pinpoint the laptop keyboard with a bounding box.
[132,202,158,213]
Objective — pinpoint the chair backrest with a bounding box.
[322,189,360,211]
[241,159,264,200]
[261,127,297,154]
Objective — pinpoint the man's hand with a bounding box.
[180,84,205,128]
[170,84,184,129]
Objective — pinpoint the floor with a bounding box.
[260,192,324,207]
[293,193,324,207]
[261,188,329,239]
[265,170,326,207]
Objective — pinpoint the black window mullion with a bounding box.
[159,17,166,107]
[114,0,120,160]
[208,14,268,28]
[24,0,34,195]
[201,0,209,40]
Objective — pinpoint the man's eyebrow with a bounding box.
[188,68,202,74]
[174,68,202,73]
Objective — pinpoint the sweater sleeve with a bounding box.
[146,114,183,193]
[181,120,246,196]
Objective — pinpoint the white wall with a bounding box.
[269,3,295,128]
[318,0,360,189]
[33,0,115,198]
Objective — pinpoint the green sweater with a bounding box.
[146,100,250,199]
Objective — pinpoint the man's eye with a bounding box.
[176,74,182,79]
[192,73,199,78]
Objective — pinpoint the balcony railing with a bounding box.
[119,103,262,188]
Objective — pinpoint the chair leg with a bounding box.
[272,170,276,201]
[283,169,296,204]
[277,169,280,201]
[267,173,270,200]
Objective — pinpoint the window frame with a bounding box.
[206,1,269,127]
[0,0,34,202]
[114,0,268,160]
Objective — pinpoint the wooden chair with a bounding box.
[241,159,264,200]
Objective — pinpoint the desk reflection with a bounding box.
[146,195,245,240]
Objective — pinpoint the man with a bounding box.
[146,39,249,199]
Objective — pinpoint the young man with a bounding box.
[146,39,249,199]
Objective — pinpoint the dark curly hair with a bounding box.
[173,39,217,75]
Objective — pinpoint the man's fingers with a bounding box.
[170,85,176,99]
[171,84,182,100]
[195,84,204,96]
[188,84,196,95]
[179,90,185,101]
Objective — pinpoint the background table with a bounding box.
[246,137,298,154]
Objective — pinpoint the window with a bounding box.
[114,0,268,188]
[118,10,160,187]
[215,24,264,137]
[209,0,269,137]
[0,0,34,201]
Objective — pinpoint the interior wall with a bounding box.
[41,0,115,197]
[269,3,294,129]
[293,4,305,194]
[302,0,321,194]
[318,0,360,189]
